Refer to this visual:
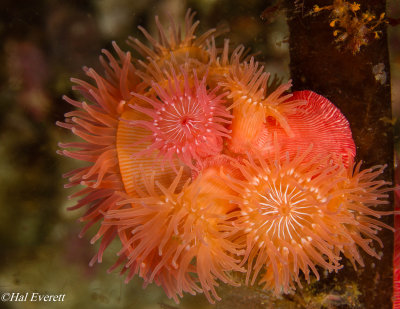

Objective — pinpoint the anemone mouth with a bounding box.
[251,177,319,241]
[154,92,209,143]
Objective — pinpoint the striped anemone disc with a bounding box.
[256,90,356,166]
[116,108,191,196]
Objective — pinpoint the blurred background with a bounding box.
[0,0,398,308]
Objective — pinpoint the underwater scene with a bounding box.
[1,0,400,308]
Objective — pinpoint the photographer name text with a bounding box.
[1,292,65,302]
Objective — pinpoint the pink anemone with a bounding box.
[126,69,232,169]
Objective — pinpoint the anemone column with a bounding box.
[285,0,393,308]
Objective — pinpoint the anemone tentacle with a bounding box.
[219,57,305,154]
[57,43,140,261]
[128,9,228,86]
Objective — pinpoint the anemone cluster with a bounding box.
[58,9,392,304]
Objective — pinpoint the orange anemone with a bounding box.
[222,150,392,294]
[104,166,244,303]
